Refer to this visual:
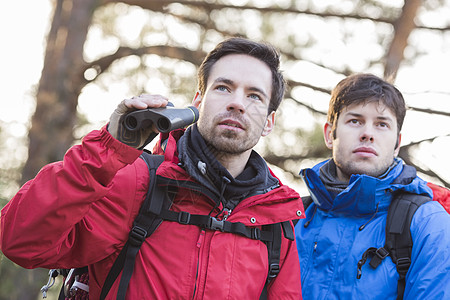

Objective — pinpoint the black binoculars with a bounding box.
[122,103,199,133]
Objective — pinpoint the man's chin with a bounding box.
[342,162,380,179]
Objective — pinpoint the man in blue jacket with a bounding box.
[295,73,450,299]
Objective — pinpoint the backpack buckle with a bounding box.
[375,247,389,259]
[369,247,389,269]
[208,217,224,231]
[177,211,191,224]
[267,263,280,279]
[129,225,147,246]
[396,257,411,275]
[251,227,261,240]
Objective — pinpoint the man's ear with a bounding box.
[394,133,402,156]
[323,122,334,149]
[192,91,202,108]
[261,111,275,137]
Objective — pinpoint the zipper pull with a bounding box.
[197,230,205,248]
[223,208,232,220]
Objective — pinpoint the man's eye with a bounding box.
[349,119,359,124]
[249,94,262,101]
[216,86,229,92]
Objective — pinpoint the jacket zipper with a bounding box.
[302,239,318,287]
[192,230,205,299]
[192,229,206,299]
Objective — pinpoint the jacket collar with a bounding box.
[158,127,280,209]
[301,158,432,216]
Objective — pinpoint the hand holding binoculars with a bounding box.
[114,102,199,149]
[122,103,199,133]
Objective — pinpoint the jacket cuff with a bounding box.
[93,125,143,164]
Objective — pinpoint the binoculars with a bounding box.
[122,103,199,132]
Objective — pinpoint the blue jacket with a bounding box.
[295,159,450,300]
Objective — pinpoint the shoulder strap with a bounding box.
[100,151,293,299]
[384,192,431,300]
[365,192,431,300]
[259,221,294,300]
[100,151,165,300]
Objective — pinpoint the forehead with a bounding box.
[208,54,272,91]
[340,101,397,121]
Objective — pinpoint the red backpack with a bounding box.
[428,182,450,213]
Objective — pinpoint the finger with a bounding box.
[123,98,147,110]
[138,94,169,107]
[123,95,168,110]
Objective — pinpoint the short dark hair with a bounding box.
[197,37,285,114]
[327,73,406,137]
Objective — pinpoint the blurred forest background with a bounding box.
[1,0,450,299]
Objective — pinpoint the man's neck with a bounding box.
[336,167,350,183]
[215,150,252,178]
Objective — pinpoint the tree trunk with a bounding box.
[21,0,98,184]
[384,0,421,81]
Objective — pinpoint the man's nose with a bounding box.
[360,126,374,142]
[226,91,246,113]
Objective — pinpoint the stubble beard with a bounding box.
[335,155,394,180]
[198,114,260,157]
[203,127,257,156]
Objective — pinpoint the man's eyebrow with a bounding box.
[376,115,394,122]
[345,112,363,118]
[214,77,234,86]
[345,112,394,122]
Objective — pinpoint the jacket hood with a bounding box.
[301,158,432,216]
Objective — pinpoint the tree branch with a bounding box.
[102,0,450,32]
[287,80,332,95]
[407,106,450,117]
[81,45,205,83]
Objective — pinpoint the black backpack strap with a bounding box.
[100,152,165,300]
[357,192,431,299]
[280,220,295,241]
[259,222,282,300]
[301,195,313,211]
[157,209,275,242]
[259,221,294,300]
[384,192,431,300]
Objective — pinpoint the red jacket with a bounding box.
[1,127,304,299]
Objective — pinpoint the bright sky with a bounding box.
[1,1,450,186]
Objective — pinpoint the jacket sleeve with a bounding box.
[267,222,303,300]
[0,126,145,269]
[404,201,450,299]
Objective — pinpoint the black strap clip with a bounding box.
[267,263,280,279]
[129,225,147,246]
[396,257,411,275]
[207,216,224,231]
[251,227,261,240]
[374,247,389,259]
[177,211,191,225]
[369,247,389,269]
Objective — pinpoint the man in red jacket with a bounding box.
[1,37,304,299]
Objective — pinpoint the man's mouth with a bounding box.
[353,146,377,156]
[219,119,244,130]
